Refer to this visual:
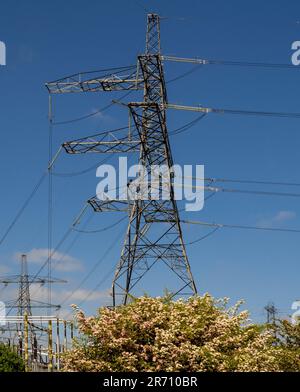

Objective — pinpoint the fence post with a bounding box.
[63,320,67,351]
[70,321,74,341]
[48,319,53,372]
[56,318,60,370]
[18,331,22,358]
[24,313,29,371]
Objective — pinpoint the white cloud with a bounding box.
[14,248,83,272]
[273,210,296,222]
[29,285,109,303]
[257,210,296,227]
[61,288,110,303]
[53,258,83,272]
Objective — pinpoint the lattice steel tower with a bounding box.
[0,254,65,356]
[18,254,32,318]
[0,254,65,314]
[265,302,278,325]
[46,14,197,306]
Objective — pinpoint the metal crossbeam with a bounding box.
[46,67,143,94]
[63,131,140,154]
[0,276,66,284]
[88,199,129,212]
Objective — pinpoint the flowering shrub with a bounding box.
[62,294,299,372]
[274,319,300,371]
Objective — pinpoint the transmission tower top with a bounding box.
[264,302,278,325]
[146,13,161,54]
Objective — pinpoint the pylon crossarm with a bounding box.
[46,67,143,94]
[63,138,140,154]
[5,300,61,309]
[132,97,186,109]
[88,198,130,212]
[161,55,207,65]
[0,276,66,284]
[166,103,212,113]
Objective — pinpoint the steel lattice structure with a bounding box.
[0,254,65,313]
[18,254,32,318]
[46,13,197,306]
[0,254,66,362]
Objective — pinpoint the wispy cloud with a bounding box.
[257,210,296,227]
[29,285,109,305]
[60,289,110,303]
[14,248,83,272]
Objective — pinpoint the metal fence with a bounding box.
[0,315,76,372]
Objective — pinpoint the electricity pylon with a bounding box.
[0,254,66,359]
[46,13,197,306]
[18,254,32,318]
[0,254,66,314]
[265,302,278,325]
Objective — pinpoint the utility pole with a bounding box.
[46,13,197,306]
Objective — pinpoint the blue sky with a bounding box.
[0,0,300,322]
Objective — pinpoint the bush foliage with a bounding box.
[62,294,300,372]
[0,343,25,372]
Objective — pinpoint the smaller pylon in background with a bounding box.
[18,254,32,319]
[264,302,278,325]
[0,253,66,313]
[0,254,66,362]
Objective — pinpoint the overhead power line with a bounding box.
[64,263,116,319]
[53,91,134,125]
[204,177,300,187]
[173,182,300,198]
[179,175,300,188]
[181,219,300,234]
[162,55,300,70]
[185,227,220,245]
[167,103,300,119]
[166,64,203,84]
[72,216,127,234]
[60,225,126,309]
[169,113,207,135]
[0,172,47,247]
